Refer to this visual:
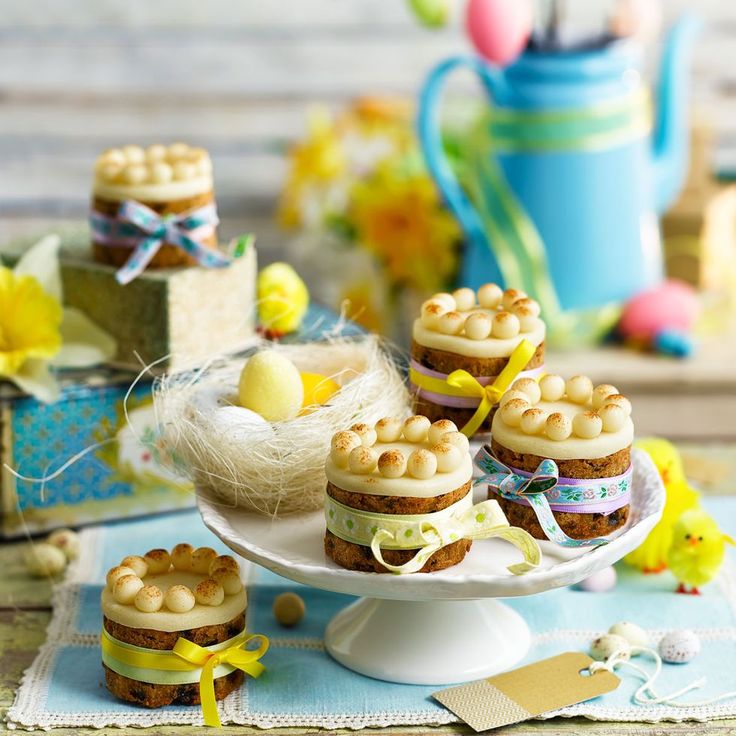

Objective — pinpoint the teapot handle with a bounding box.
[417,55,504,286]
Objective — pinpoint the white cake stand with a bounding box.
[197,448,664,685]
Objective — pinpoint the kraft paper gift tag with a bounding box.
[433,652,619,732]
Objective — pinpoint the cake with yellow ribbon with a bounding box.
[90,143,226,284]
[479,375,634,545]
[410,284,545,437]
[101,543,267,723]
[324,415,541,575]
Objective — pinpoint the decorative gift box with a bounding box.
[0,369,193,538]
[1,228,257,373]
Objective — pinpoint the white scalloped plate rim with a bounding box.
[197,448,664,601]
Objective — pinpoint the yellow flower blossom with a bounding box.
[0,266,62,377]
[350,169,460,293]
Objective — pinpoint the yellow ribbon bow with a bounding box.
[410,338,537,437]
[173,634,269,727]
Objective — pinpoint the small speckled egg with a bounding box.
[171,543,194,571]
[546,412,572,441]
[464,312,492,340]
[165,584,196,613]
[120,555,148,578]
[520,408,547,435]
[658,629,700,663]
[192,547,218,575]
[502,288,527,310]
[577,565,617,592]
[46,528,80,561]
[134,585,164,613]
[349,423,377,447]
[477,283,503,309]
[590,633,630,661]
[378,449,407,478]
[592,384,619,410]
[438,311,466,335]
[539,374,566,402]
[144,549,171,575]
[113,574,145,605]
[599,403,627,432]
[408,449,438,479]
[330,430,362,468]
[212,569,243,595]
[238,350,304,423]
[375,417,403,443]
[442,431,470,454]
[402,415,431,443]
[273,592,305,627]
[431,442,462,472]
[452,287,476,311]
[420,300,446,330]
[348,446,378,474]
[575,565,616,596]
[25,543,67,577]
[573,411,603,439]
[209,555,239,576]
[194,579,225,606]
[431,292,456,311]
[492,311,520,339]
[106,565,137,590]
[428,419,458,446]
[499,389,529,408]
[500,397,530,427]
[511,377,541,404]
[565,375,593,404]
[609,621,648,648]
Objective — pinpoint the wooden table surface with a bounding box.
[1,441,735,735]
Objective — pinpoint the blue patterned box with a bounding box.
[0,368,193,538]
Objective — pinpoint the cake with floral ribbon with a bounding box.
[90,143,229,285]
[101,543,267,726]
[324,415,541,574]
[476,375,634,547]
[410,284,545,437]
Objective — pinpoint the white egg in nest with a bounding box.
[213,406,275,445]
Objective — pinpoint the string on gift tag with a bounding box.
[590,646,736,708]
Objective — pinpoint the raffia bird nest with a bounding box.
[154,335,410,516]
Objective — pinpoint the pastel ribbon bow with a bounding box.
[113,200,229,285]
[370,498,541,574]
[410,338,537,437]
[474,445,614,548]
[173,634,269,727]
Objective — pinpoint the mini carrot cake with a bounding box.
[410,285,545,435]
[485,375,634,542]
[324,416,542,574]
[101,543,266,711]
[90,143,221,279]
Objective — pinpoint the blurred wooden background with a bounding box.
[0,0,732,253]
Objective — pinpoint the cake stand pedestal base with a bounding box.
[324,597,530,685]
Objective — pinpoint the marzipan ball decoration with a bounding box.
[273,592,306,627]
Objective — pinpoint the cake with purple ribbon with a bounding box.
[410,284,545,437]
[90,143,228,285]
[476,374,633,546]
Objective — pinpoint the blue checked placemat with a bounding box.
[7,499,736,730]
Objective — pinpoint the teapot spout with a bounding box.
[652,13,701,214]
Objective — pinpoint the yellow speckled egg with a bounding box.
[238,350,304,422]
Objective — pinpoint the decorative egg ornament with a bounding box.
[658,629,701,664]
[237,350,304,422]
[466,0,533,66]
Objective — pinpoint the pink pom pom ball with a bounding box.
[466,0,533,67]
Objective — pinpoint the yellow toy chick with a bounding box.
[257,262,309,337]
[667,509,735,595]
[624,437,700,573]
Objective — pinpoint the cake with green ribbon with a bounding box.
[101,543,267,724]
[410,284,546,437]
[324,415,542,575]
[485,374,634,545]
